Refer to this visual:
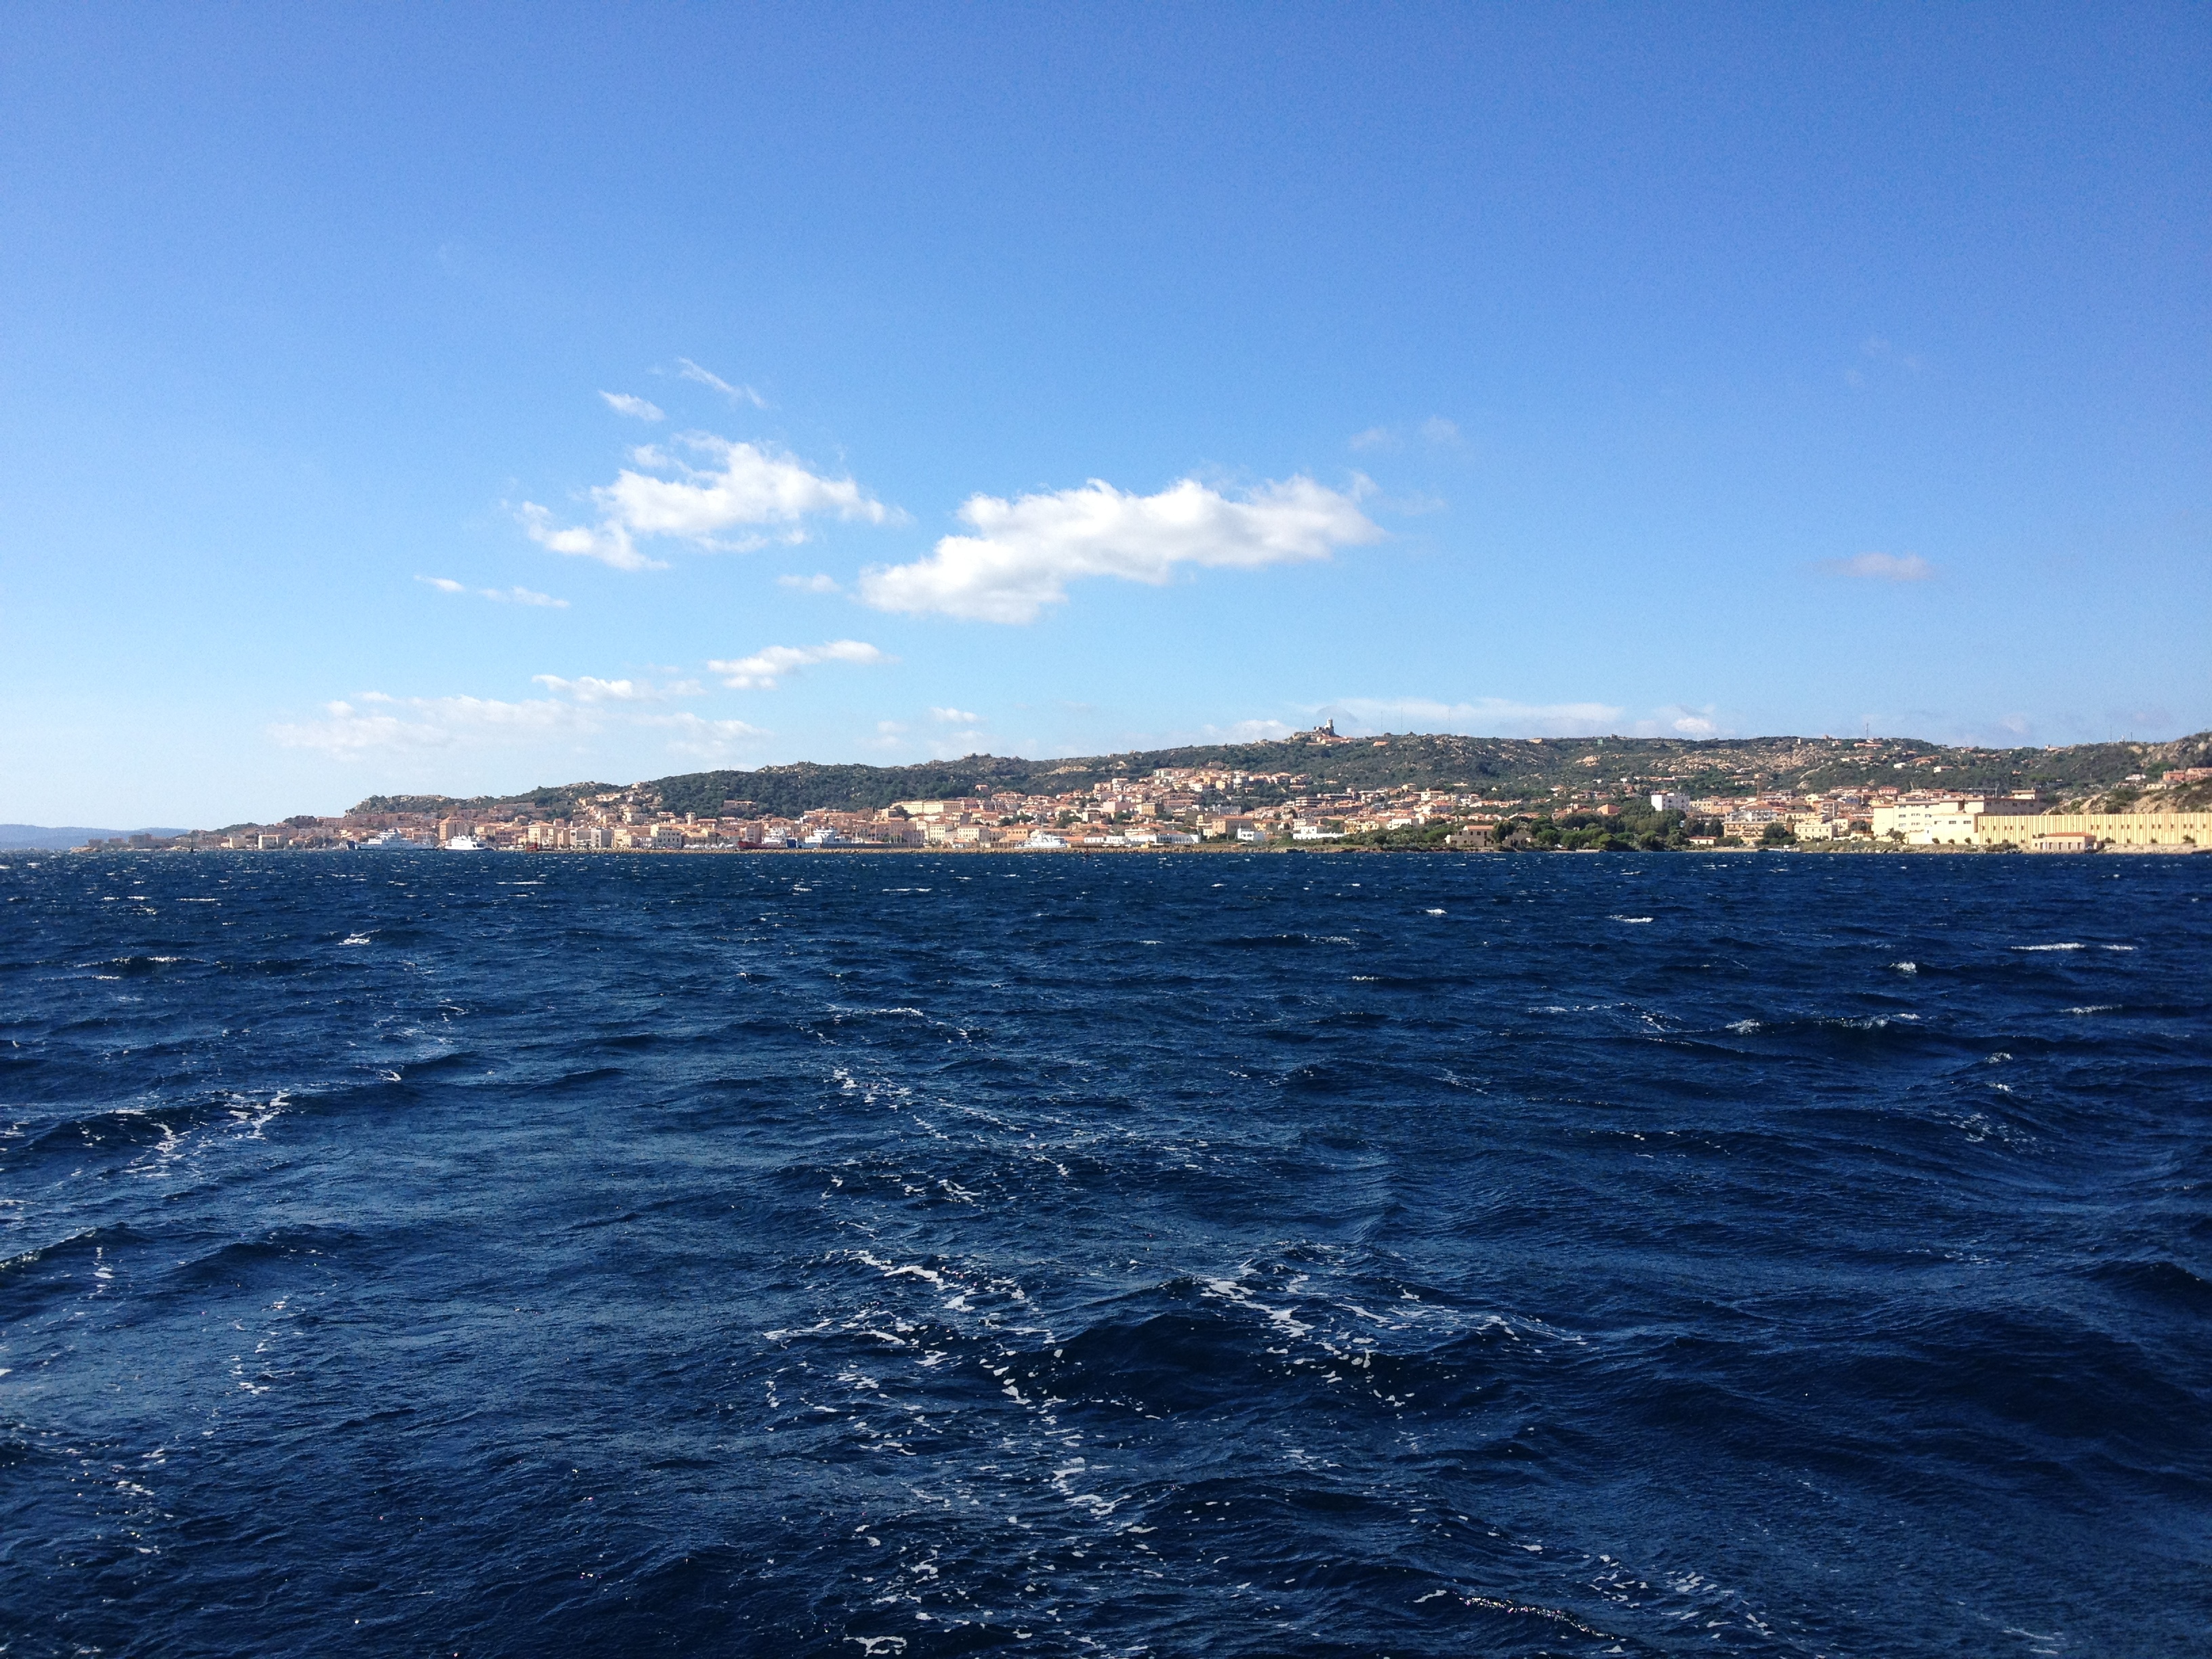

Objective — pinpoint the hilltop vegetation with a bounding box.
[348,729,2212,822]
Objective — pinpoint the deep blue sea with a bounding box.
[3,851,2208,1658]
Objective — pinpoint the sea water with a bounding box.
[1,851,2206,1656]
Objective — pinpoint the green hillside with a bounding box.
[348,729,2212,821]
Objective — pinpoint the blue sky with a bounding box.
[3,3,2205,825]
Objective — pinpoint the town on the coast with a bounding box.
[79,724,2212,857]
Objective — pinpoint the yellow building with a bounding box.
[1971,813,2211,851]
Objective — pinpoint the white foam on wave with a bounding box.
[1608,916,1654,924]
[2067,1004,2120,1015]
[227,1090,289,1139]
[1200,1272,1313,1338]
[2011,943,2085,951]
[1891,961,1918,973]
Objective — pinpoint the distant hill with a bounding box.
[0,824,187,850]
[348,729,2212,822]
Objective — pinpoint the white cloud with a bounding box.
[419,574,571,607]
[649,712,771,759]
[270,675,751,763]
[600,391,665,421]
[1625,703,1736,739]
[1822,552,1933,581]
[779,573,841,593]
[516,501,663,571]
[520,432,888,571]
[1205,718,1298,742]
[1326,697,1740,741]
[675,359,768,407]
[269,693,591,756]
[1350,418,1458,451]
[1330,696,1626,738]
[928,705,981,724]
[857,476,1380,624]
[530,674,698,703]
[708,639,890,690]
[1861,334,1923,371]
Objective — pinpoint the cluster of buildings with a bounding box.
[77,756,2211,857]
[1647,779,2207,852]
[1863,792,2207,852]
[323,769,1498,852]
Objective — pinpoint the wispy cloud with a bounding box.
[1329,696,1625,738]
[708,639,890,690]
[1845,334,1925,388]
[1654,703,1721,737]
[269,692,591,756]
[1349,418,1459,451]
[519,430,889,571]
[778,573,841,593]
[1821,552,1933,581]
[928,705,980,724]
[857,476,1380,625]
[675,359,768,408]
[270,675,745,761]
[529,674,699,703]
[1861,334,1923,371]
[1326,696,1741,741]
[1204,718,1299,742]
[649,712,771,759]
[600,391,665,421]
[418,575,571,608]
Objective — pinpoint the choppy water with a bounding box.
[2,850,2207,1657]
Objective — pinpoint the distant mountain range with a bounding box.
[0,825,186,851]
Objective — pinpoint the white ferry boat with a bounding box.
[443,835,486,851]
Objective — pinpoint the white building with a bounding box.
[1650,792,1689,813]
[1872,794,2043,845]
